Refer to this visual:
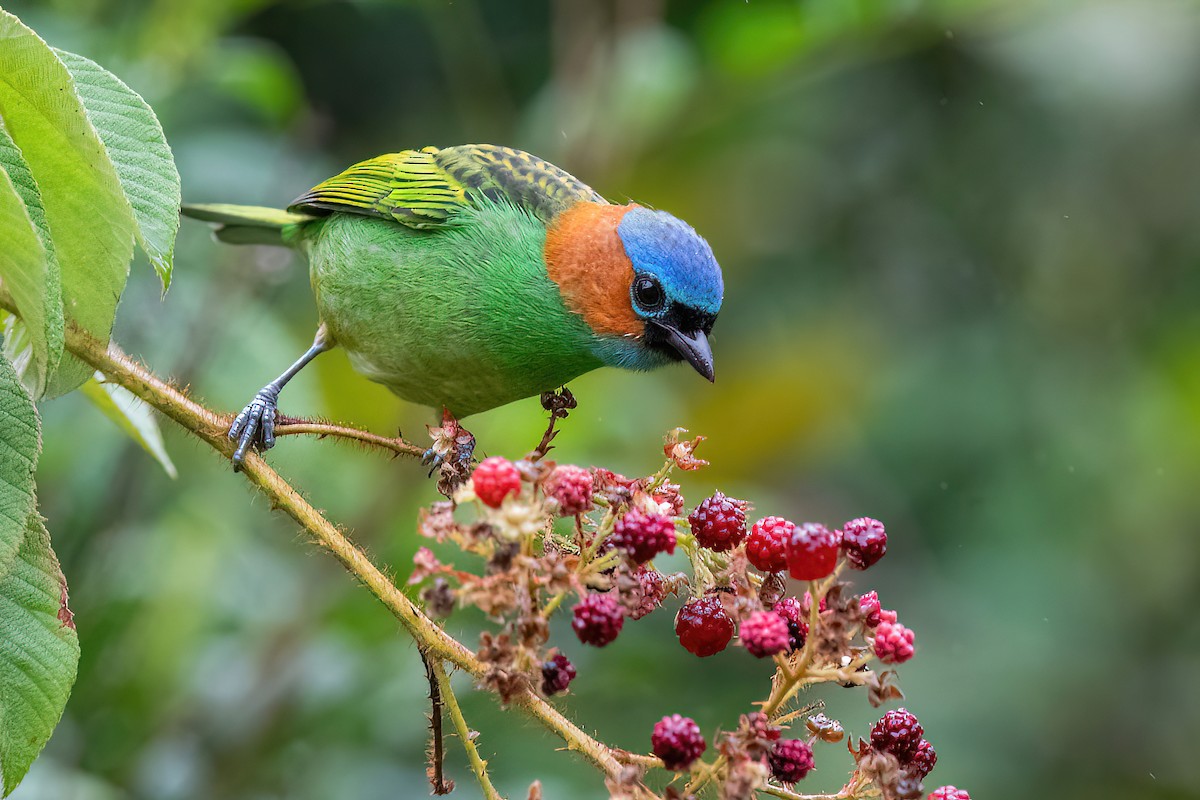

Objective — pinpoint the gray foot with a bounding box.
[229,386,280,469]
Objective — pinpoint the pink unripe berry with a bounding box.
[571,593,624,647]
[768,738,815,784]
[610,508,676,564]
[651,714,706,770]
[472,457,522,508]
[675,595,734,657]
[859,591,882,627]
[786,522,841,580]
[874,620,916,664]
[929,787,971,800]
[629,566,667,620]
[688,491,748,552]
[841,517,887,569]
[746,516,794,572]
[546,465,594,516]
[740,610,791,658]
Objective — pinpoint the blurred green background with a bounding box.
[5,0,1199,797]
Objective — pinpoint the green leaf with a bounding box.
[55,50,180,294]
[80,374,176,478]
[0,513,79,797]
[0,120,63,399]
[0,10,136,398]
[0,352,39,582]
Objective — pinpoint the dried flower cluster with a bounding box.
[409,429,969,799]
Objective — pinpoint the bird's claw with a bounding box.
[228,386,280,470]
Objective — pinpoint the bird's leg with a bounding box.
[229,326,332,470]
[529,386,577,461]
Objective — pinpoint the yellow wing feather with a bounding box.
[288,145,605,229]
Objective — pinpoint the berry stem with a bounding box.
[540,589,568,617]
[760,570,846,719]
[430,659,504,800]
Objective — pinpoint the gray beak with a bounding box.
[662,326,715,382]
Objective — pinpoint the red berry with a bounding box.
[688,492,747,552]
[651,714,706,770]
[841,517,887,569]
[546,465,594,516]
[610,508,677,564]
[740,610,791,658]
[473,456,521,508]
[571,594,624,647]
[909,739,937,779]
[772,596,809,651]
[540,653,577,695]
[786,522,840,580]
[859,591,882,627]
[746,516,794,572]
[870,708,924,763]
[629,566,666,620]
[675,595,734,657]
[874,620,916,664]
[929,787,971,800]
[768,739,814,784]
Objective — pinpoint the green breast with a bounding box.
[293,203,604,416]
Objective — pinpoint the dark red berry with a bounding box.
[786,522,840,580]
[473,457,521,508]
[675,595,734,657]
[859,591,882,627]
[629,566,666,620]
[874,620,915,664]
[740,610,791,657]
[651,714,706,770]
[909,739,937,779]
[688,492,747,552]
[772,596,808,651]
[928,787,971,800]
[768,739,814,784]
[571,593,624,647]
[746,516,794,572]
[546,465,594,516]
[870,708,924,763]
[610,508,677,564]
[841,517,887,569]
[540,653,577,695]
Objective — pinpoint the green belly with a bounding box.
[299,208,603,416]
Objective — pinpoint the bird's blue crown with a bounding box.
[617,206,723,317]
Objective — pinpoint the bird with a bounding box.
[183,144,724,468]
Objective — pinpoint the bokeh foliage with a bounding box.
[4,0,1199,798]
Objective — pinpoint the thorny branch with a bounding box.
[54,321,627,784]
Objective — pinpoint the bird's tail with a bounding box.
[181,203,315,246]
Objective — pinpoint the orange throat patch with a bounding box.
[544,202,642,338]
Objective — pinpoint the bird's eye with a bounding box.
[633,276,665,312]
